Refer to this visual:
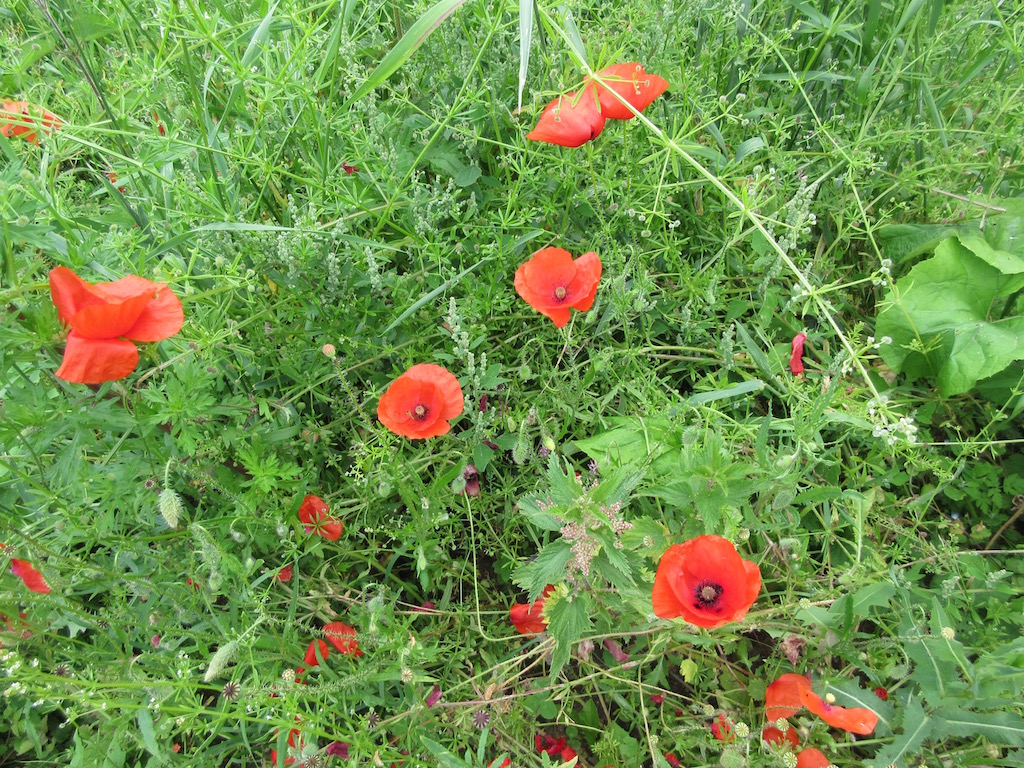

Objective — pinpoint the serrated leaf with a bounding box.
[546,589,593,680]
[517,494,565,531]
[870,696,930,768]
[513,543,573,600]
[933,707,1024,746]
[906,637,967,706]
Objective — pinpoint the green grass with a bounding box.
[2,0,1024,766]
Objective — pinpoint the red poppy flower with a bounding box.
[711,713,735,742]
[796,748,831,768]
[874,686,888,700]
[651,535,761,629]
[665,754,681,768]
[10,559,50,594]
[1,100,61,144]
[324,621,364,658]
[650,694,664,705]
[526,88,606,147]
[762,726,800,747]
[587,63,669,120]
[514,247,602,328]
[766,673,811,722]
[510,584,555,635]
[790,333,807,376]
[560,746,577,762]
[49,267,184,384]
[276,564,293,582]
[343,162,359,174]
[377,364,464,439]
[298,495,343,540]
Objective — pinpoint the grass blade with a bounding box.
[518,0,533,110]
[342,0,471,108]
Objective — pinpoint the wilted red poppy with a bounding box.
[796,748,831,768]
[10,559,50,594]
[510,584,555,635]
[874,686,888,700]
[377,364,464,439]
[1,100,61,144]
[762,726,800,747]
[711,713,735,742]
[651,535,761,629]
[298,495,343,540]
[324,621,364,658]
[588,63,669,120]
[535,733,567,756]
[790,333,807,376]
[276,564,293,582]
[526,88,606,147]
[514,247,602,328]
[49,267,184,384]
[766,673,878,735]
[665,754,681,767]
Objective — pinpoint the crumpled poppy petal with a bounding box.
[110,284,184,342]
[589,63,669,120]
[303,638,330,667]
[762,726,800,747]
[567,251,602,312]
[1,100,61,144]
[790,333,807,376]
[67,290,153,339]
[55,333,140,384]
[50,267,106,323]
[11,559,50,594]
[526,89,606,148]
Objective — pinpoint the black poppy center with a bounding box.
[554,286,568,302]
[693,580,724,610]
[413,404,428,420]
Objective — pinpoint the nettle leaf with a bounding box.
[517,493,565,531]
[513,542,572,600]
[574,416,682,475]
[876,236,1024,395]
[546,588,593,680]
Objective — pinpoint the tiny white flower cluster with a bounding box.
[871,258,893,287]
[867,395,919,445]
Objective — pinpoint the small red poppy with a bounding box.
[324,621,364,658]
[49,267,185,384]
[587,63,669,120]
[874,686,888,700]
[796,748,831,768]
[711,713,735,742]
[514,247,602,328]
[510,584,555,635]
[10,559,50,594]
[298,495,343,540]
[526,88,606,147]
[651,535,761,629]
[762,726,800,747]
[377,364,464,439]
[343,162,359,174]
[665,754,681,768]
[276,564,293,582]
[534,733,567,756]
[650,694,664,705]
[790,333,807,376]
[1,100,61,144]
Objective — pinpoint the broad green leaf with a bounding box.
[513,542,573,600]
[906,636,968,706]
[420,736,473,768]
[876,237,1024,395]
[343,0,471,108]
[546,588,593,680]
[137,709,160,757]
[574,416,682,475]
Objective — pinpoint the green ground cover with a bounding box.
[2,0,1023,766]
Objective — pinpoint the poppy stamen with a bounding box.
[694,580,724,610]
[412,404,428,420]
[554,286,567,301]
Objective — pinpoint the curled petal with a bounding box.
[801,688,879,735]
[11,559,50,594]
[526,89,606,148]
[55,333,140,384]
[790,333,807,376]
[766,673,813,722]
[589,63,669,120]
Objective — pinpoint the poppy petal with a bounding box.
[790,333,807,375]
[526,89,606,148]
[796,748,831,768]
[10,559,50,594]
[303,639,330,667]
[324,621,364,657]
[801,689,879,734]
[50,267,108,323]
[406,364,464,420]
[762,726,800,747]
[651,544,687,618]
[766,673,813,721]
[567,251,602,311]
[67,290,153,339]
[590,63,669,120]
[121,286,185,341]
[55,333,140,383]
